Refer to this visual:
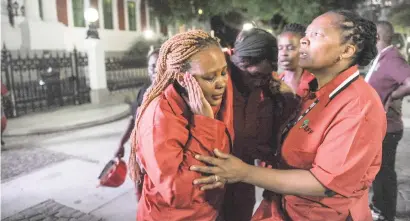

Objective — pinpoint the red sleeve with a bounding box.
[1,83,8,95]
[137,102,227,207]
[310,100,386,197]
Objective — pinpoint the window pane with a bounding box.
[72,0,85,27]
[38,0,43,20]
[127,1,136,31]
[103,0,113,29]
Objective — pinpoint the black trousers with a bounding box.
[372,130,403,220]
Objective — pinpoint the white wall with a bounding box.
[1,0,158,52]
[65,27,145,52]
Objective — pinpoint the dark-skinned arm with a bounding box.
[192,100,385,199]
[391,77,410,100]
[191,150,327,197]
[242,164,327,196]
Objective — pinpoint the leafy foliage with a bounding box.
[150,0,365,25]
[389,3,410,28]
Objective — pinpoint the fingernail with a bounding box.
[200,187,205,191]
[193,180,198,184]
[195,155,200,159]
[190,166,196,170]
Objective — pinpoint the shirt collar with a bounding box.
[163,83,188,116]
[314,65,360,104]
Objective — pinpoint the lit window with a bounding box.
[72,0,85,27]
[103,0,113,29]
[128,1,136,31]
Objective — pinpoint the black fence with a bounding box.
[105,57,150,92]
[1,45,90,118]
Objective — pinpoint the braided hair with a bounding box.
[331,10,378,66]
[281,23,306,37]
[128,30,220,184]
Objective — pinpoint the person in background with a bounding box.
[223,28,298,221]
[278,23,317,98]
[129,30,234,221]
[366,21,410,221]
[191,10,387,221]
[115,48,159,158]
[1,82,9,146]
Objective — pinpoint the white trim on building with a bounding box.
[1,0,162,52]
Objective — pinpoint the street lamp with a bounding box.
[84,8,99,39]
[243,23,254,31]
[143,29,154,39]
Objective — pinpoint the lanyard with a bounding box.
[281,97,319,138]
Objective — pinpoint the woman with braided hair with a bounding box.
[190,10,387,221]
[129,30,234,221]
[278,23,317,98]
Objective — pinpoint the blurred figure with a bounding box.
[223,28,298,221]
[129,30,234,221]
[115,48,159,158]
[366,21,410,221]
[1,82,10,146]
[278,23,317,98]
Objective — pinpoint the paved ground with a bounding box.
[2,200,103,221]
[1,147,71,182]
[1,118,136,221]
[1,119,410,220]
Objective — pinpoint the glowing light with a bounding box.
[243,23,254,31]
[143,29,154,39]
[84,8,99,23]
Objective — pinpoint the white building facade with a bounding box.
[1,0,166,52]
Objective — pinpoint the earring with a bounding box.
[333,56,342,64]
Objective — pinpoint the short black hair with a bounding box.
[281,23,306,37]
[376,21,394,44]
[332,10,378,66]
[232,28,278,70]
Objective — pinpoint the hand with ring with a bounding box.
[190,149,251,191]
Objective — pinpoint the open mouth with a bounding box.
[280,61,291,65]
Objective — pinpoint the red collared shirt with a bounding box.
[135,83,234,221]
[280,66,386,221]
[278,70,316,99]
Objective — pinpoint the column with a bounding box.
[136,0,141,32]
[42,0,58,22]
[124,0,129,30]
[145,0,149,29]
[113,0,119,29]
[24,0,41,21]
[98,0,104,29]
[86,39,109,104]
[155,17,160,35]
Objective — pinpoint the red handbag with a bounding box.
[98,158,127,188]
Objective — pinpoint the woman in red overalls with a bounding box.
[278,23,317,98]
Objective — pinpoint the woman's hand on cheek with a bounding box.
[182,73,214,118]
